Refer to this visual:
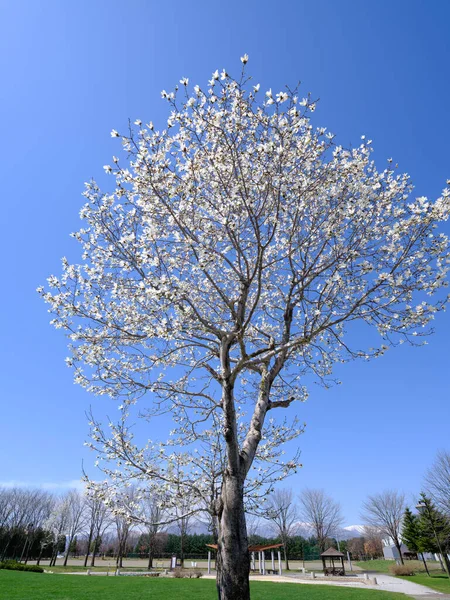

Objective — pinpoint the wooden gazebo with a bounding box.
[321,547,346,576]
[206,543,283,575]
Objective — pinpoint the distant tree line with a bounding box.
[0,485,343,567]
[2,449,447,571]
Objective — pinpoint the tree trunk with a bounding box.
[84,530,93,567]
[63,537,72,566]
[216,473,250,600]
[395,540,404,565]
[116,549,123,568]
[50,548,57,567]
[420,553,430,576]
[442,554,450,579]
[0,539,10,561]
[283,544,289,571]
[19,538,28,562]
[116,540,124,569]
[36,545,44,566]
[24,537,32,564]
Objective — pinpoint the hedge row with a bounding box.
[0,560,43,573]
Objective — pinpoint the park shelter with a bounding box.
[321,547,346,576]
[206,543,283,575]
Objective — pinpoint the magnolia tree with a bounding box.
[41,56,450,599]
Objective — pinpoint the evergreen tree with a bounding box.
[402,508,420,553]
[417,493,450,578]
[402,507,429,575]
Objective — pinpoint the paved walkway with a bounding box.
[411,596,450,599]
[364,573,447,596]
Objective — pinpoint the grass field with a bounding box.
[355,559,442,574]
[0,571,414,600]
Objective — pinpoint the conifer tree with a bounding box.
[402,507,429,575]
[417,493,450,578]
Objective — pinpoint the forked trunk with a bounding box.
[216,472,250,600]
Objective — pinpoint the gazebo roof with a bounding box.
[206,543,283,552]
[321,547,345,558]
[249,543,283,552]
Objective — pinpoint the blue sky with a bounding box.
[0,0,449,525]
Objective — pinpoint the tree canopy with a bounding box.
[40,57,450,600]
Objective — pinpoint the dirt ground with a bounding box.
[32,558,361,573]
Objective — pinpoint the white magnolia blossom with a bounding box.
[41,58,449,598]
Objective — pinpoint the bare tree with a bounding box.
[61,490,86,566]
[347,537,366,560]
[361,490,405,564]
[24,491,54,564]
[83,495,110,567]
[114,513,133,568]
[174,491,193,568]
[140,493,167,569]
[265,489,299,570]
[112,486,138,568]
[425,450,450,516]
[362,526,384,558]
[46,494,71,567]
[244,513,262,544]
[0,488,54,562]
[299,489,344,552]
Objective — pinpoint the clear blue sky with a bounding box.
[1,0,449,525]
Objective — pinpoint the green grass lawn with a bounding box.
[399,573,450,594]
[355,560,393,573]
[355,559,442,574]
[0,571,414,600]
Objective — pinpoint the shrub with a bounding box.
[389,563,416,576]
[172,567,203,578]
[0,560,44,573]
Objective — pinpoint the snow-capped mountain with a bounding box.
[340,525,365,539]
